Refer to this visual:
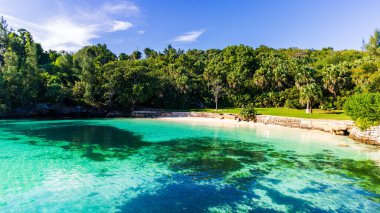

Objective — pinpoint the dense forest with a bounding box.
[0,17,379,116]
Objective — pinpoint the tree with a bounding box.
[0,29,42,108]
[296,66,321,113]
[209,77,224,110]
[253,52,290,91]
[24,33,42,104]
[0,16,9,66]
[73,44,116,105]
[143,48,157,59]
[1,50,20,108]
[222,45,257,106]
[43,53,75,103]
[0,16,379,116]
[204,52,226,110]
[344,93,380,130]
[299,83,322,113]
[102,61,153,110]
[352,59,380,93]
[321,64,349,98]
[364,30,380,57]
[118,53,130,61]
[131,50,142,60]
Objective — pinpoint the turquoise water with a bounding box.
[0,118,379,212]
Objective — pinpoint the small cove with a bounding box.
[0,118,379,212]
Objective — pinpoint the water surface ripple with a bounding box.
[0,119,379,212]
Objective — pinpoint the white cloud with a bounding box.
[1,1,141,51]
[110,20,133,32]
[103,1,139,15]
[173,30,205,42]
[42,18,98,51]
[3,14,98,51]
[137,30,145,34]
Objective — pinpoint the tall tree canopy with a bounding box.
[0,17,379,114]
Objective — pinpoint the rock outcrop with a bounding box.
[349,126,380,146]
[255,115,353,136]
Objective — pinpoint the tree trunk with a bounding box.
[305,101,312,113]
[215,96,218,110]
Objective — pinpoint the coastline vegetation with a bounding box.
[0,17,379,125]
[344,93,380,129]
[188,108,350,120]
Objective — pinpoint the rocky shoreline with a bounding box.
[131,111,380,146]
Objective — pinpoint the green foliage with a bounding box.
[284,99,302,109]
[344,93,380,130]
[102,60,153,110]
[193,108,350,120]
[0,103,7,114]
[352,59,380,93]
[0,17,379,119]
[364,30,380,57]
[321,63,349,98]
[239,104,257,121]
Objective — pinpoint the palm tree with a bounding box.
[321,64,347,98]
[295,66,316,88]
[364,30,380,57]
[272,63,289,89]
[299,83,322,113]
[295,66,322,113]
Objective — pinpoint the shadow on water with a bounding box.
[7,121,380,209]
[118,175,327,213]
[152,138,281,182]
[15,123,149,161]
[121,138,380,212]
[118,175,253,213]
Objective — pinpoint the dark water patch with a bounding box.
[118,175,252,213]
[299,184,329,194]
[96,168,115,177]
[118,172,336,212]
[148,136,380,203]
[6,137,21,141]
[258,185,329,213]
[82,150,107,161]
[303,154,380,196]
[153,138,274,181]
[27,140,38,145]
[13,124,149,161]
[88,192,99,197]
[22,125,148,149]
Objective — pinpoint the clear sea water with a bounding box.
[0,118,379,212]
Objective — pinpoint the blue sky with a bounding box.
[1,0,379,54]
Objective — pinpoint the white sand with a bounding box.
[157,116,263,127]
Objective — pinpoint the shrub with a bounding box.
[0,103,7,115]
[343,93,380,130]
[284,99,302,109]
[239,103,257,122]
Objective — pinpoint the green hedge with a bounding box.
[343,93,380,130]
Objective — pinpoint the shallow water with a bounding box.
[0,118,379,212]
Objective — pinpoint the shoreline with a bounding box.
[154,116,380,163]
[1,110,379,146]
[154,116,380,162]
[131,111,379,146]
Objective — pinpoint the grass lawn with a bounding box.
[189,107,351,120]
